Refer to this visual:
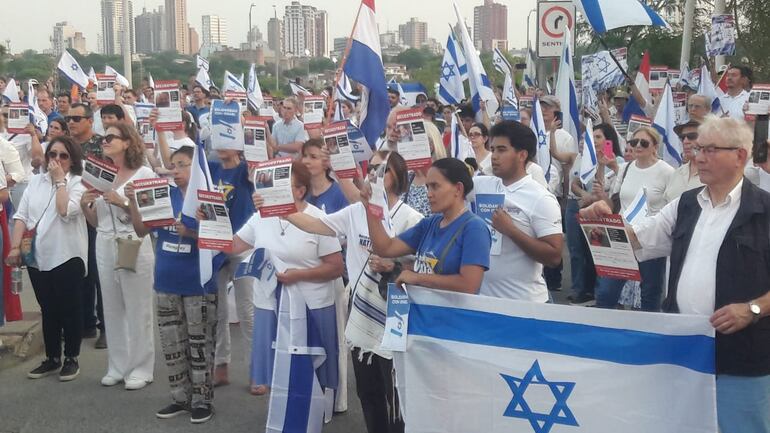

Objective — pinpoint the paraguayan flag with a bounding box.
[438,32,467,106]
[394,287,717,433]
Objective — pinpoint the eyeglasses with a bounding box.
[102,134,125,143]
[47,151,70,161]
[628,138,652,148]
[468,132,484,138]
[692,145,741,156]
[679,132,699,141]
[65,115,89,123]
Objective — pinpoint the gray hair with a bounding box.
[698,115,753,152]
[689,94,712,109]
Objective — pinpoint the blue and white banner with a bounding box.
[524,46,538,88]
[623,188,649,224]
[581,48,628,93]
[530,97,551,182]
[105,65,130,87]
[449,110,474,161]
[555,28,580,147]
[574,0,669,34]
[438,32,467,106]
[248,63,264,110]
[210,99,244,151]
[706,15,736,57]
[697,62,723,114]
[27,80,48,133]
[579,118,598,184]
[394,287,717,433]
[289,81,312,96]
[653,83,684,167]
[336,70,360,103]
[57,50,90,89]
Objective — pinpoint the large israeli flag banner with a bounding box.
[394,288,717,433]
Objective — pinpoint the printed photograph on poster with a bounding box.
[134,103,156,147]
[577,214,641,281]
[197,190,233,252]
[302,96,325,128]
[224,91,248,114]
[748,84,770,115]
[243,117,270,166]
[323,122,358,178]
[153,80,182,131]
[132,178,174,227]
[673,92,688,125]
[6,103,30,134]
[627,115,653,142]
[96,74,116,105]
[259,96,277,118]
[253,157,297,217]
[395,109,431,170]
[649,67,669,91]
[82,156,119,192]
[519,96,534,109]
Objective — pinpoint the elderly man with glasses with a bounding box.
[687,94,712,123]
[582,115,770,433]
[663,119,704,203]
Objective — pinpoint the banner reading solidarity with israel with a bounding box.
[394,288,717,433]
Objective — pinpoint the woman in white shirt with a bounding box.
[468,123,492,175]
[7,136,87,381]
[231,161,344,396]
[593,126,674,312]
[80,123,157,390]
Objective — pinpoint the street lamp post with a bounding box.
[248,3,256,50]
[526,8,536,51]
[305,49,311,84]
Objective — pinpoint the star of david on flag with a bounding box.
[441,62,456,82]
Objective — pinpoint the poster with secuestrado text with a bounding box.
[253,157,297,218]
[302,95,325,129]
[134,103,156,148]
[133,178,174,227]
[578,214,641,281]
[748,84,770,115]
[96,74,116,106]
[82,156,118,192]
[6,103,30,134]
[323,122,358,179]
[627,115,652,142]
[224,90,249,114]
[396,109,432,170]
[243,117,270,168]
[197,190,233,252]
[649,66,669,92]
[211,99,245,151]
[154,80,182,131]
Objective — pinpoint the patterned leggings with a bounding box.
[156,292,218,409]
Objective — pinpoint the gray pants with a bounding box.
[157,292,218,409]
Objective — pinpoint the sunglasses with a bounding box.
[628,138,651,148]
[47,151,70,160]
[102,134,125,143]
[65,115,89,123]
[679,132,699,141]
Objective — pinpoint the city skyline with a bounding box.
[0,0,537,55]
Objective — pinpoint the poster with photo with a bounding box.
[6,103,30,134]
[134,103,156,148]
[627,115,653,142]
[673,92,688,125]
[260,96,278,118]
[253,157,296,218]
[748,84,770,115]
[395,109,432,170]
[197,190,233,252]
[210,99,245,151]
[323,122,358,179]
[243,117,270,167]
[649,66,669,91]
[578,214,641,281]
[347,121,374,163]
[224,90,249,114]
[154,80,183,131]
[519,96,534,110]
[96,74,116,106]
[133,178,174,227]
[303,95,325,128]
[82,156,118,192]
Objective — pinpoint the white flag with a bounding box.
[247,63,264,110]
[195,67,212,91]
[453,1,498,120]
[196,54,210,72]
[555,28,580,146]
[653,83,684,167]
[105,65,130,87]
[147,72,155,89]
[57,50,90,89]
[2,78,20,103]
[579,118,598,184]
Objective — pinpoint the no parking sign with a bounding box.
[537,1,576,58]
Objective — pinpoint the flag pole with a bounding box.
[325,2,364,123]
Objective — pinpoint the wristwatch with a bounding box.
[749,302,762,324]
[123,198,130,208]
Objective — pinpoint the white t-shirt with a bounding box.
[718,90,750,120]
[321,200,423,285]
[94,166,156,236]
[237,204,341,310]
[525,161,548,189]
[1,132,32,181]
[473,175,563,302]
[478,153,492,176]
[615,160,674,215]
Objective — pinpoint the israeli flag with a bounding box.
[397,82,409,106]
[453,1,498,121]
[394,287,717,433]
[195,67,212,92]
[105,65,130,87]
[555,28,580,147]
[449,111,474,161]
[181,144,216,286]
[697,62,723,114]
[27,80,48,133]
[223,70,246,93]
[336,70,360,103]
[502,73,518,108]
[531,97,551,181]
[581,50,627,92]
[2,78,20,103]
[147,72,155,89]
[289,81,312,96]
[438,32,467,106]
[653,83,684,167]
[524,46,538,88]
[492,47,513,78]
[679,63,692,89]
[574,0,669,34]
[57,50,90,89]
[623,187,649,223]
[196,54,210,72]
[579,118,598,184]
[248,63,264,111]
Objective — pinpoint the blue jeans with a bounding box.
[565,199,596,298]
[595,257,666,311]
[717,374,770,433]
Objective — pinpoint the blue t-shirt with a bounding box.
[186,104,210,124]
[153,187,217,295]
[307,181,349,214]
[398,211,491,278]
[209,160,255,232]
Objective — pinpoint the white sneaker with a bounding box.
[101,375,122,386]
[124,377,151,390]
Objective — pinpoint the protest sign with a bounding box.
[649,67,668,92]
[578,214,641,281]
[519,96,534,110]
[673,92,688,125]
[154,80,182,131]
[380,283,410,352]
[706,15,736,57]
[96,74,116,106]
[134,103,156,148]
[133,178,174,227]
[260,96,278,118]
[473,194,505,256]
[748,84,770,115]
[6,103,30,134]
[323,122,358,179]
[210,99,244,151]
[82,156,118,192]
[627,115,653,142]
[253,157,297,218]
[395,109,432,170]
[243,117,270,167]
[347,121,374,163]
[366,158,391,232]
[197,190,233,252]
[302,95,325,129]
[224,90,248,114]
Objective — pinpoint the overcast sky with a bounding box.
[1,0,539,53]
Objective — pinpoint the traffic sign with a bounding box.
[537,1,576,58]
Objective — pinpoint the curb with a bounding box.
[0,314,44,372]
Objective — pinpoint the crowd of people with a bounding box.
[0,60,768,432]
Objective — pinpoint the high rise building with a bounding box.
[70,32,87,54]
[165,0,189,54]
[283,1,327,57]
[100,0,135,55]
[135,7,165,54]
[314,10,329,58]
[473,0,507,52]
[202,15,228,48]
[398,18,428,49]
[51,22,76,56]
[247,26,263,50]
[188,25,199,55]
[267,17,283,54]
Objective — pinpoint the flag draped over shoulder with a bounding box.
[574,0,669,33]
[394,287,717,433]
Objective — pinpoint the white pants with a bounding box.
[334,277,349,412]
[214,253,255,366]
[96,234,155,382]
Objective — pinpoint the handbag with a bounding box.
[109,205,142,272]
[21,184,57,268]
[610,162,632,214]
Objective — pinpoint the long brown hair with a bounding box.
[105,123,146,169]
[46,136,83,175]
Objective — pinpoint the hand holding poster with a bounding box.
[260,96,278,118]
[395,109,432,170]
[302,95,325,129]
[134,103,156,148]
[253,157,297,217]
[210,99,244,151]
[323,122,358,179]
[473,194,505,256]
[366,160,390,231]
[197,190,233,252]
[154,80,182,131]
[132,178,174,227]
[6,103,30,134]
[82,156,119,192]
[224,90,248,114]
[96,74,116,105]
[578,214,641,281]
[243,117,270,167]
